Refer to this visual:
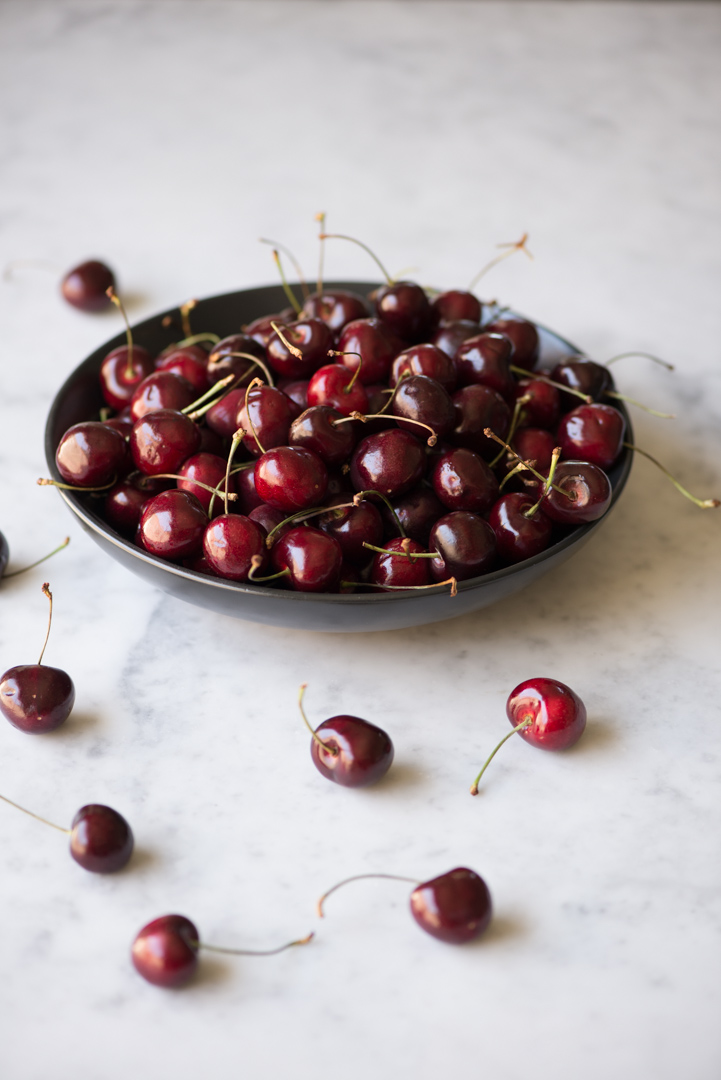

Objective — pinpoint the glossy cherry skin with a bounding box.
[431,447,499,513]
[104,475,170,536]
[61,260,116,311]
[557,403,626,471]
[203,514,267,580]
[451,384,511,460]
[267,318,333,379]
[551,358,614,412]
[392,375,455,441]
[488,493,553,563]
[234,463,264,514]
[248,503,293,542]
[277,378,309,417]
[375,280,431,342]
[429,512,496,581]
[0,665,75,733]
[307,364,369,417]
[139,490,208,559]
[311,715,394,787]
[541,460,612,525]
[56,421,127,487]
[350,428,426,498]
[430,290,482,327]
[131,914,200,988]
[205,388,248,439]
[336,317,402,385]
[431,319,483,361]
[382,487,445,545]
[69,804,134,873]
[244,310,296,349]
[271,526,342,592]
[130,409,201,476]
[410,867,492,944]
[207,333,265,384]
[99,345,155,411]
[391,343,457,392]
[177,452,234,516]
[236,384,294,457]
[482,316,539,370]
[255,446,328,513]
[370,537,431,590]
[130,371,195,421]
[317,496,383,566]
[302,289,371,334]
[456,333,515,400]
[156,348,210,394]
[515,377,560,430]
[509,427,556,477]
[289,406,357,466]
[507,677,586,751]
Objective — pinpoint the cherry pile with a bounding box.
[48,273,645,597]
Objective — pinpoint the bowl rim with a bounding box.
[44,281,634,608]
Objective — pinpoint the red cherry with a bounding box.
[302,289,371,333]
[60,260,116,312]
[541,460,612,524]
[139,489,208,560]
[370,537,431,590]
[99,345,155,411]
[430,289,482,327]
[255,446,328,513]
[456,332,515,400]
[202,514,267,581]
[556,403,626,470]
[391,343,457,392]
[482,316,539,370]
[270,526,342,592]
[410,867,492,944]
[267,318,333,379]
[488,493,553,563]
[55,422,127,487]
[307,363,369,417]
[430,447,499,514]
[130,409,201,477]
[131,915,200,988]
[428,511,496,581]
[130,371,195,421]
[350,428,426,498]
[310,715,394,787]
[336,317,402,385]
[69,804,134,873]
[375,280,431,342]
[156,348,210,394]
[507,677,587,751]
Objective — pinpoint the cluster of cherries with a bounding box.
[49,240,639,596]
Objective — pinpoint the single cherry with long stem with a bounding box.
[298,683,394,788]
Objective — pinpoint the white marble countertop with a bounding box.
[1,2,720,1078]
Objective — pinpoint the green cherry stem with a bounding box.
[623,444,720,509]
[180,299,197,340]
[181,374,236,415]
[271,249,302,316]
[316,873,421,918]
[332,411,438,446]
[106,288,134,378]
[318,233,394,286]
[605,390,675,419]
[3,536,70,579]
[353,489,406,537]
[37,477,116,493]
[207,351,275,389]
[194,932,314,956]
[38,582,53,665]
[175,331,221,348]
[0,792,70,835]
[247,557,290,584]
[342,577,458,597]
[298,683,338,757]
[259,237,309,300]
[468,233,533,292]
[469,719,533,796]
[524,446,561,518]
[361,541,439,559]
[605,351,674,371]
[243,378,266,454]
[483,429,572,499]
[509,365,592,404]
[489,393,532,468]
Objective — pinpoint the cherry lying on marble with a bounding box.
[61,259,116,312]
[298,683,394,787]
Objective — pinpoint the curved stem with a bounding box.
[223,431,245,517]
[344,577,458,597]
[623,443,720,509]
[490,393,531,468]
[247,557,290,584]
[271,250,302,316]
[482,430,572,499]
[206,351,275,389]
[264,506,333,549]
[333,412,438,446]
[259,237,309,300]
[37,582,53,665]
[3,536,70,579]
[353,490,406,537]
[468,233,533,292]
[469,719,532,796]
[316,873,421,918]
[243,378,266,454]
[362,541,438,559]
[106,288,134,377]
[175,331,221,348]
[524,446,561,518]
[181,374,235,416]
[0,793,69,835]
[606,350,674,371]
[298,683,337,757]
[197,932,314,956]
[180,299,197,340]
[269,320,303,360]
[37,477,116,493]
[510,365,591,404]
[315,211,326,296]
[318,233,393,286]
[606,390,675,419]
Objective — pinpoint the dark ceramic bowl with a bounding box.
[45,282,633,632]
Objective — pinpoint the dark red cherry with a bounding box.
[202,514,267,580]
[55,421,127,487]
[510,428,556,477]
[248,503,293,542]
[205,388,248,439]
[99,345,155,411]
[551,358,614,412]
[350,428,426,498]
[381,487,445,545]
[391,343,457,392]
[302,289,371,333]
[307,364,369,417]
[207,334,265,385]
[102,415,134,442]
[61,260,116,312]
[317,496,383,565]
[336,317,403,385]
[288,406,357,466]
[236,384,294,457]
[515,378,561,430]
[271,526,342,592]
[410,867,492,944]
[311,715,394,787]
[488,493,553,563]
[267,318,333,379]
[156,348,210,394]
[139,489,208,559]
[392,375,455,440]
[131,914,200,988]
[430,319,483,361]
[482,316,539,370]
[277,379,309,417]
[69,804,134,873]
[255,446,327,513]
[456,333,515,400]
[375,281,431,342]
[541,460,612,525]
[244,309,297,349]
[507,677,587,751]
[370,537,431,590]
[0,664,75,733]
[430,290,482,327]
[130,371,195,421]
[451,384,511,460]
[429,512,496,581]
[177,452,234,516]
[556,403,625,470]
[234,463,264,514]
[431,447,499,513]
[104,474,170,536]
[130,409,201,476]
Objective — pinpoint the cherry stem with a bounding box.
[142,474,237,501]
[342,577,458,597]
[469,719,533,795]
[3,536,70,579]
[221,431,245,517]
[316,873,421,918]
[0,792,70,835]
[243,378,266,454]
[499,458,537,492]
[468,233,533,292]
[207,350,275,388]
[37,477,116,492]
[489,393,532,468]
[623,443,720,509]
[318,233,393,286]
[36,582,53,665]
[333,412,437,446]
[362,540,438,560]
[247,557,290,584]
[606,390,675,419]
[259,237,309,300]
[483,429,572,499]
[195,932,314,956]
[181,374,236,416]
[271,249,302,316]
[3,258,61,280]
[315,211,326,296]
[524,447,561,517]
[510,365,591,404]
[298,682,338,757]
[180,299,197,340]
[106,288,134,378]
[270,320,303,360]
[354,490,406,537]
[264,505,335,548]
[606,351,674,371]
[330,350,362,393]
[175,332,221,348]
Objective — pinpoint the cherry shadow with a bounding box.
[190,954,233,990]
[569,717,617,756]
[477,910,527,948]
[122,845,158,875]
[368,760,422,795]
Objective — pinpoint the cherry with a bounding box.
[488,492,553,563]
[203,514,267,580]
[316,495,384,565]
[206,334,265,384]
[130,409,201,476]
[267,318,333,379]
[270,526,342,592]
[236,383,294,457]
[0,530,8,578]
[139,489,208,560]
[456,332,515,400]
[288,406,357,466]
[350,428,426,498]
[247,503,293,541]
[0,536,70,583]
[55,421,127,488]
[156,348,210,394]
[431,447,499,513]
[60,260,116,311]
[428,512,496,582]
[509,427,556,477]
[244,310,296,349]
[302,288,371,333]
[556,403,626,471]
[430,289,482,327]
[430,319,483,361]
[336,318,402,385]
[381,487,445,545]
[99,289,155,409]
[69,804,134,873]
[470,677,587,793]
[482,316,539,370]
[255,446,328,513]
[451,384,511,460]
[205,388,248,439]
[375,280,431,342]
[130,371,196,421]
[307,363,369,417]
[131,914,313,989]
[369,537,431,590]
[551,358,614,412]
[298,684,393,787]
[233,462,264,514]
[104,474,170,536]
[392,375,455,441]
[177,452,234,515]
[541,459,612,524]
[277,378,309,416]
[410,867,492,944]
[515,377,561,430]
[391,343,457,392]
[0,583,74,733]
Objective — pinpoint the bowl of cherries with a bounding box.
[44,275,633,632]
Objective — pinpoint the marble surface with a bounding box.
[1,2,720,1078]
